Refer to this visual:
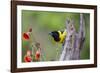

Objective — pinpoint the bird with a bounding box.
[49,29,67,43]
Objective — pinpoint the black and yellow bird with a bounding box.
[49,30,67,43]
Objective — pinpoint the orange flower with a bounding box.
[35,50,40,60]
[24,50,32,62]
[24,55,32,62]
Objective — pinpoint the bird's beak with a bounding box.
[49,32,52,36]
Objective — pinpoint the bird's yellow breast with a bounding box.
[58,30,67,43]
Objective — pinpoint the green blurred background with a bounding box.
[22,10,90,62]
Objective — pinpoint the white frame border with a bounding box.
[17,5,94,68]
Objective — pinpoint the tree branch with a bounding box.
[59,13,85,60]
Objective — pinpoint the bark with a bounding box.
[59,13,85,60]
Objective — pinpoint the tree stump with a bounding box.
[59,13,85,60]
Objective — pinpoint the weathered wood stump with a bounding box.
[59,13,85,60]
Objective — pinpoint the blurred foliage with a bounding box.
[22,10,90,62]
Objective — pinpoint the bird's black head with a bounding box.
[49,31,60,42]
